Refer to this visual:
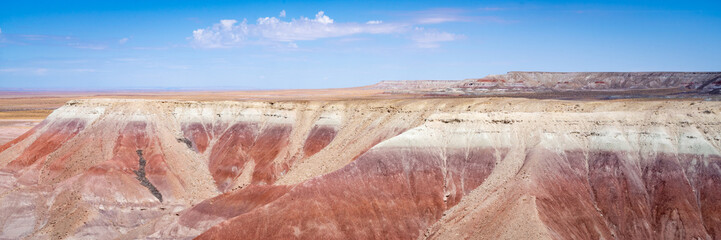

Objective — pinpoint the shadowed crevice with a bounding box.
[177,137,193,149]
[134,150,163,202]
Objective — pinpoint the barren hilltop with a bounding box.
[1,72,721,239]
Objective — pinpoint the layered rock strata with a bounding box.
[457,72,721,92]
[0,98,720,239]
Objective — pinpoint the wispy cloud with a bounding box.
[0,68,49,75]
[18,34,70,42]
[404,8,513,24]
[416,16,467,24]
[118,37,129,44]
[191,11,408,48]
[410,27,464,48]
[409,8,475,24]
[68,42,108,50]
[112,58,145,62]
[191,11,470,49]
[279,10,286,18]
[0,67,96,75]
[1,34,110,50]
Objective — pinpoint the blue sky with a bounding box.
[1,0,720,90]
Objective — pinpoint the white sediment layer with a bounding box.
[2,97,721,239]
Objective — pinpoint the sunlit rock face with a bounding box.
[1,98,720,239]
[458,72,721,91]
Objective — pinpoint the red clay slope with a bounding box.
[195,145,721,240]
[2,98,721,240]
[196,146,501,239]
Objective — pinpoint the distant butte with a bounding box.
[0,72,720,239]
[369,72,721,99]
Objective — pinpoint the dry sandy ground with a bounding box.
[0,119,43,145]
[0,88,394,117]
[0,88,394,145]
[0,86,711,145]
[2,97,720,239]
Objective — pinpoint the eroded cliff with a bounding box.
[0,98,720,239]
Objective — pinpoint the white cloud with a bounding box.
[279,10,286,18]
[220,19,237,29]
[191,10,467,49]
[191,11,405,48]
[409,8,513,24]
[192,19,249,48]
[312,11,333,24]
[118,37,129,44]
[416,16,466,24]
[0,27,3,34]
[409,8,473,24]
[68,42,107,50]
[411,27,464,48]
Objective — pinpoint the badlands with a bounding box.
[1,72,721,239]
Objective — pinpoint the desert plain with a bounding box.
[1,72,721,239]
